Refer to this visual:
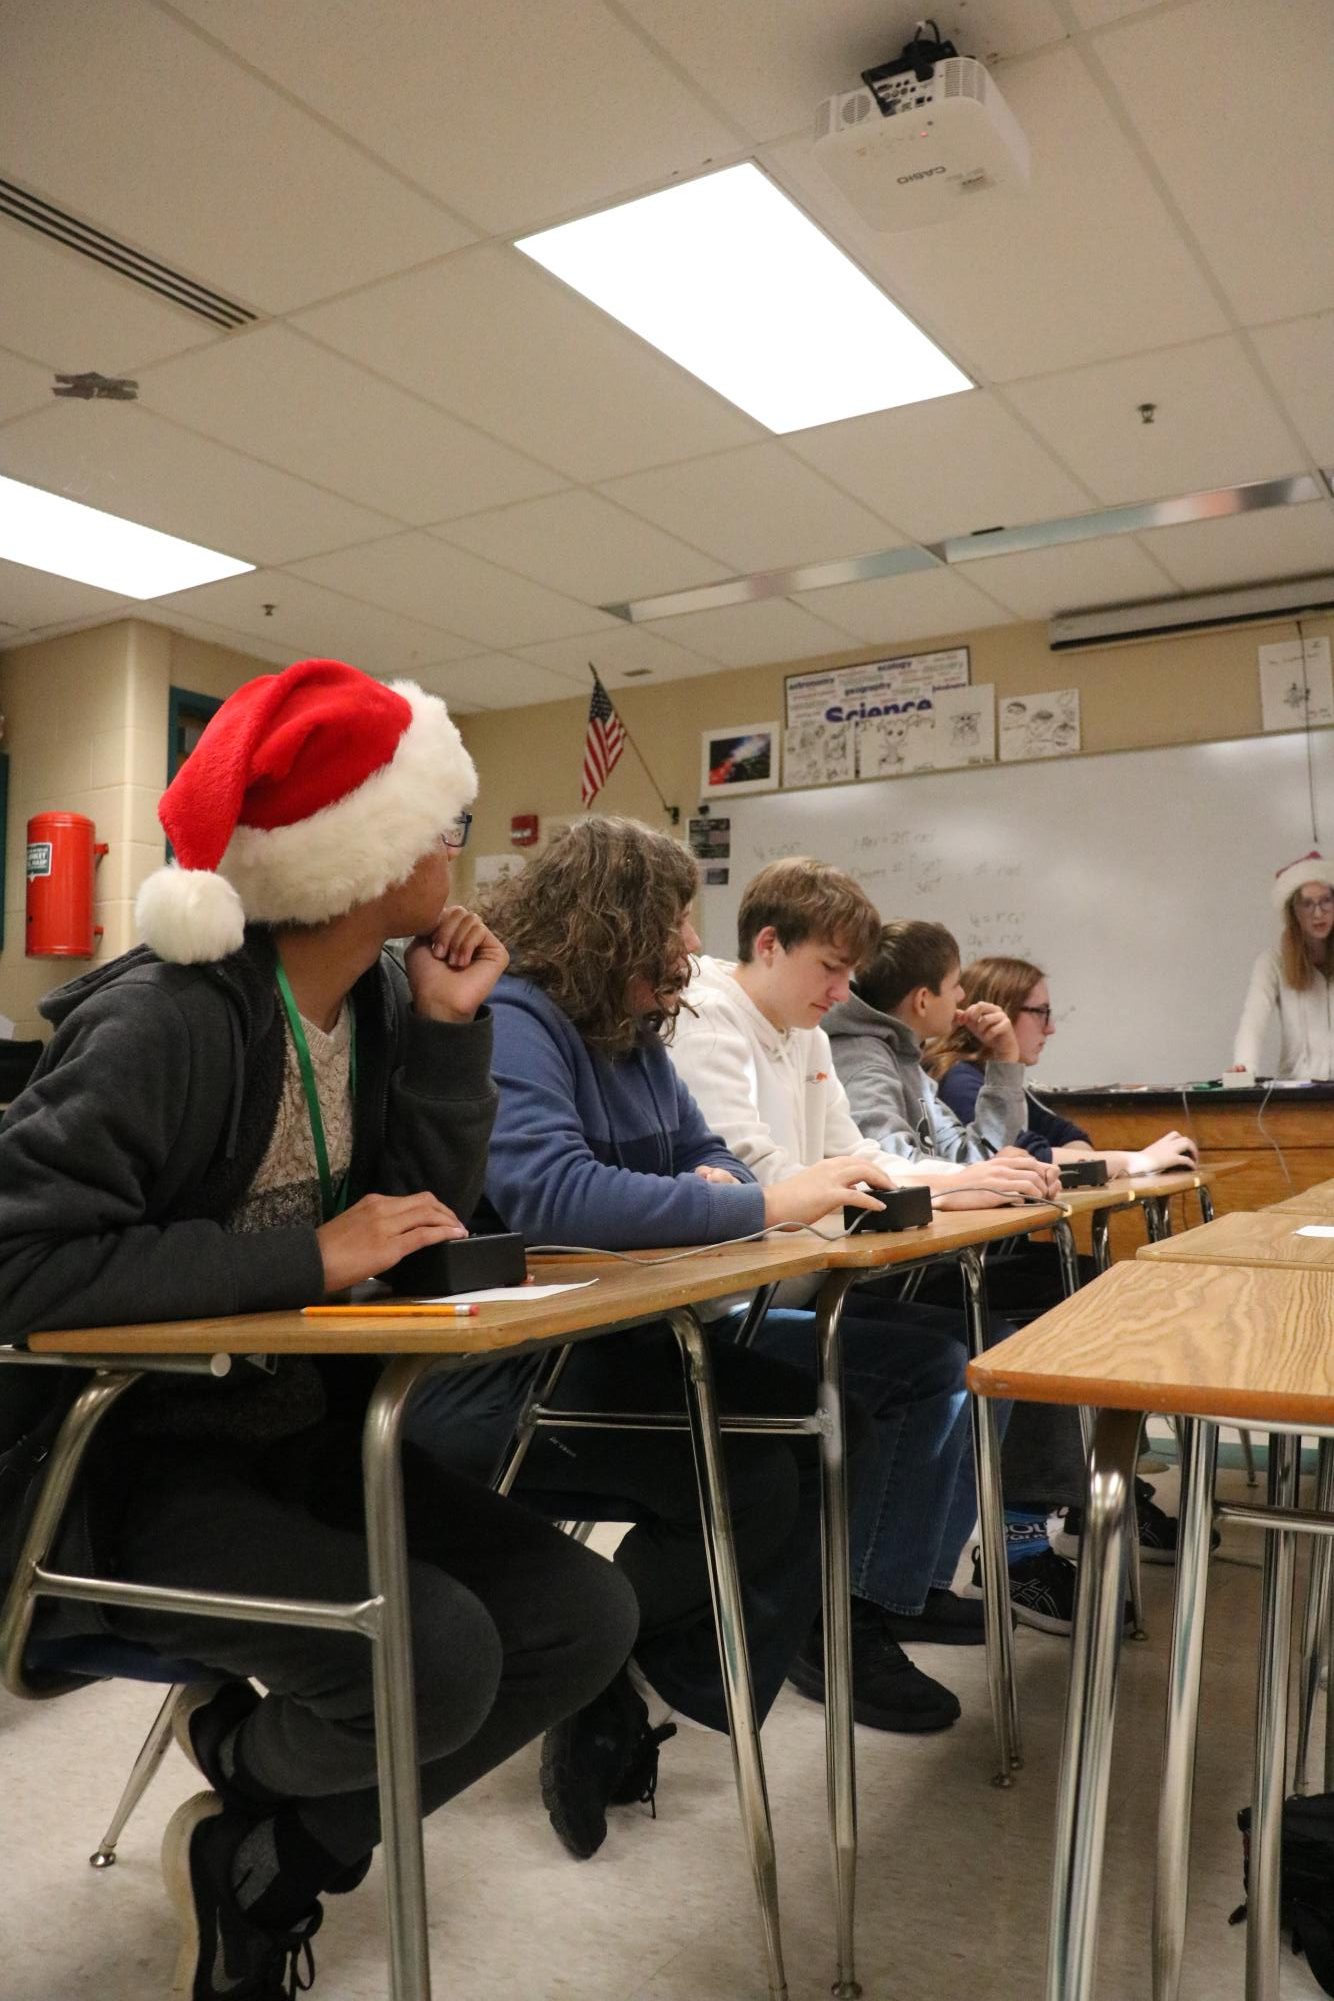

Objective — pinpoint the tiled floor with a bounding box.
[1,1463,1324,1999]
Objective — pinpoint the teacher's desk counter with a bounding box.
[1039,1081,1334,1262]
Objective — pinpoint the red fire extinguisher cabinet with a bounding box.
[26,813,109,958]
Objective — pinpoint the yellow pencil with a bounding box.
[302,1302,480,1318]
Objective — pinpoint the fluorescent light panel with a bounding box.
[517,163,970,434]
[0,473,253,598]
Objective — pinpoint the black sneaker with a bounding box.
[172,1685,371,1898]
[1053,1479,1218,1567]
[539,1670,677,1860]
[162,1792,322,2000]
[966,1547,1132,1637]
[787,1602,961,1732]
[877,1588,989,1647]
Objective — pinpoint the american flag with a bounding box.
[581,674,627,806]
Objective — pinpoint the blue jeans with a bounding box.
[404,1322,872,1733]
[741,1299,1001,1617]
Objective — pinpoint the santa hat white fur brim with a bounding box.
[135,682,476,963]
[1272,855,1334,910]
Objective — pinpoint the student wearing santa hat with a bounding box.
[1232,853,1334,1077]
[0,659,637,2001]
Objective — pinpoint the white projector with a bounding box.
[812,55,1029,230]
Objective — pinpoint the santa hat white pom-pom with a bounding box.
[135,866,247,965]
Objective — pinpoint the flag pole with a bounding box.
[588,664,680,825]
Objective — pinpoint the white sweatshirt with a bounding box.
[1232,947,1334,1079]
[670,956,964,1186]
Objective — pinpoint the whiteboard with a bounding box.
[698,732,1334,1086]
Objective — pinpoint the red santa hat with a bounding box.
[1272,852,1334,911]
[135,658,476,964]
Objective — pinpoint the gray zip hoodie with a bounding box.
[823,991,1025,1162]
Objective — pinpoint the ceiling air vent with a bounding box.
[0,176,257,331]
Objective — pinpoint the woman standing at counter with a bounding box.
[1232,854,1334,1079]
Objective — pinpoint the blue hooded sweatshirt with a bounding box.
[480,973,766,1249]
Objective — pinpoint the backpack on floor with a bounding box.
[1232,1793,1334,1995]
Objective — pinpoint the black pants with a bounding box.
[101,1423,638,1868]
[913,1243,1095,1510]
[409,1322,870,1733]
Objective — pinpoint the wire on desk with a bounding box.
[1253,1077,1295,1193]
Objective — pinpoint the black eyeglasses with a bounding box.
[1018,1004,1054,1026]
[442,811,473,852]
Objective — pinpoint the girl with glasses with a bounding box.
[926,957,1196,1180]
[1231,855,1334,1079]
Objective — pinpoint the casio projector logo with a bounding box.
[897,165,946,185]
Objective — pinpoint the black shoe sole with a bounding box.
[539,1727,606,1862]
[786,1657,960,1734]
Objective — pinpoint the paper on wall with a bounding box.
[999,689,1080,762]
[782,719,855,788]
[854,685,995,778]
[1259,638,1333,733]
[472,852,524,889]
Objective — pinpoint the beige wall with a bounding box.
[455,609,1334,886]
[0,620,264,1037]
[3,600,1329,1036]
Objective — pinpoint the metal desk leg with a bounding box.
[959,1246,1020,1782]
[1295,1437,1334,1794]
[668,1310,787,2001]
[1142,1198,1171,1245]
[1055,1220,1146,1636]
[1090,1210,1112,1278]
[1197,1188,1215,1226]
[1152,1419,1219,2001]
[814,1273,860,2000]
[1046,1406,1141,2001]
[364,1357,435,2001]
[1248,1434,1300,2001]
[1053,1219,1082,1300]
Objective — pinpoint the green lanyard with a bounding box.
[275,964,358,1222]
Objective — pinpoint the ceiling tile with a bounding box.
[294,246,764,484]
[764,42,1229,382]
[1139,502,1334,593]
[643,598,856,668]
[617,0,1065,142]
[168,0,740,235]
[135,604,292,669]
[793,566,1015,645]
[956,536,1176,618]
[788,391,1093,541]
[1097,0,1334,325]
[0,0,469,315]
[599,444,901,573]
[517,623,720,688]
[153,570,476,678]
[137,325,565,526]
[0,347,52,426]
[0,219,216,375]
[0,558,131,638]
[291,533,615,649]
[1004,337,1303,504]
[417,654,589,712]
[1250,315,1334,464]
[0,403,396,567]
[437,491,730,603]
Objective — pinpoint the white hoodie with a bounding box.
[670,955,962,1186]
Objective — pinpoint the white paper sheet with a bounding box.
[1295,1226,1334,1239]
[999,688,1081,762]
[416,1281,599,1302]
[1259,637,1333,733]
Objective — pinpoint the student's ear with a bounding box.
[753,924,781,965]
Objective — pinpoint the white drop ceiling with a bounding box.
[0,0,1330,709]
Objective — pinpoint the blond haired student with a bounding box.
[1232,853,1334,1078]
